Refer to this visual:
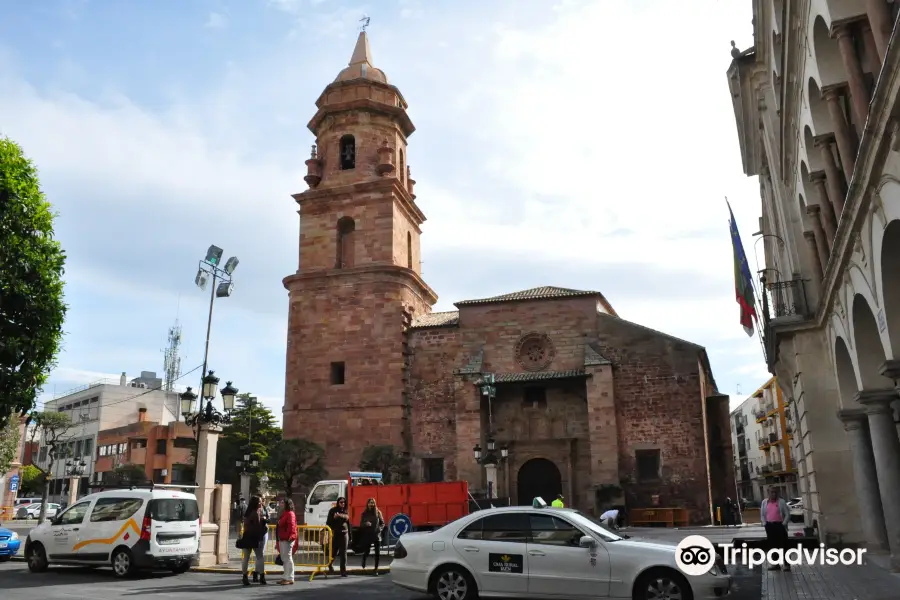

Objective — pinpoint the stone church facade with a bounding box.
[282,32,734,523]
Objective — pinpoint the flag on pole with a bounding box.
[727,200,758,336]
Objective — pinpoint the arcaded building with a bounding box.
[282,32,734,522]
[727,0,900,567]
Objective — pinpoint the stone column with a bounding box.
[838,408,889,554]
[860,21,882,71]
[809,172,838,243]
[195,423,223,567]
[455,385,483,490]
[485,464,498,499]
[879,359,900,424]
[835,25,872,133]
[67,477,79,506]
[823,90,857,181]
[865,0,893,63]
[817,138,849,221]
[803,231,825,284]
[856,389,900,569]
[806,205,830,270]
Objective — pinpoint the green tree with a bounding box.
[26,411,72,523]
[359,445,410,484]
[216,394,282,492]
[0,138,67,421]
[265,439,327,498]
[18,464,42,496]
[0,415,21,476]
[105,463,148,485]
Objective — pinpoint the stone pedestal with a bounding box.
[856,390,900,570]
[67,477,79,506]
[240,473,251,502]
[838,408,889,554]
[194,423,223,567]
[485,464,498,499]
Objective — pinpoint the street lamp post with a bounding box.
[236,450,259,502]
[179,372,237,566]
[64,459,87,506]
[473,436,509,501]
[192,245,239,424]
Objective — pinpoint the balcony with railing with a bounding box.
[759,275,813,368]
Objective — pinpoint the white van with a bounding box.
[24,484,200,577]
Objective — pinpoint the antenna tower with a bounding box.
[162,320,183,392]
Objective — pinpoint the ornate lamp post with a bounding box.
[179,371,237,559]
[473,436,509,501]
[236,450,259,501]
[64,459,87,505]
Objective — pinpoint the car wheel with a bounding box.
[431,565,477,600]
[111,547,137,578]
[634,568,693,600]
[27,543,49,573]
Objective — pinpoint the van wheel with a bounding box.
[27,543,48,573]
[171,562,191,574]
[430,565,477,600]
[111,547,137,578]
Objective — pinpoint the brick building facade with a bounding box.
[282,32,734,522]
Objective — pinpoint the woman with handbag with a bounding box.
[277,498,299,585]
[326,497,350,577]
[239,496,266,586]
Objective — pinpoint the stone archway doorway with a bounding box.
[517,458,562,506]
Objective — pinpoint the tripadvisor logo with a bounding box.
[674,535,866,575]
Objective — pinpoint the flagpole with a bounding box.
[726,197,770,366]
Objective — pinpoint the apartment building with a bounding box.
[35,370,180,501]
[727,0,900,565]
[732,377,798,503]
[94,412,196,485]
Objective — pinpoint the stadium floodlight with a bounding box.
[215,281,234,298]
[205,245,224,266]
[223,256,239,276]
[195,270,209,290]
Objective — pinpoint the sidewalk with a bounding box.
[199,551,392,577]
[762,561,900,600]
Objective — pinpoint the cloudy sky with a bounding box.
[1,0,768,421]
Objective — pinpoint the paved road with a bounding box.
[0,562,425,599]
[1,560,763,599]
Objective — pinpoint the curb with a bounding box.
[190,566,391,575]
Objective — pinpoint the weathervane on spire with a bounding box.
[360,15,370,32]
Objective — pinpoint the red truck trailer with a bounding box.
[304,471,469,551]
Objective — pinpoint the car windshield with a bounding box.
[566,511,624,542]
[149,498,199,522]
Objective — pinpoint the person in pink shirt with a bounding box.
[759,487,791,571]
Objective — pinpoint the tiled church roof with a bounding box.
[409,311,459,329]
[455,286,600,306]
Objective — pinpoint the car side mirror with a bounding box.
[579,535,596,549]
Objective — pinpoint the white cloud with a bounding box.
[204,12,228,30]
[4,0,765,426]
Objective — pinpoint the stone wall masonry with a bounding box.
[593,313,713,524]
[283,272,432,478]
[456,297,599,372]
[585,364,621,509]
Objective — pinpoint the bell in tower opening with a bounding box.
[340,135,356,170]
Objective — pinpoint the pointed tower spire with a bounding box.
[349,31,372,66]
[334,31,388,84]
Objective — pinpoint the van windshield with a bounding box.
[149,498,200,522]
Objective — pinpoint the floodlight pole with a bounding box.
[201,267,218,388]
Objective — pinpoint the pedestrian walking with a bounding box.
[277,498,299,585]
[359,497,385,575]
[551,494,564,508]
[239,496,267,586]
[724,497,736,527]
[760,487,791,571]
[326,496,350,577]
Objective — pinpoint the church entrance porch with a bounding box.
[516,458,562,506]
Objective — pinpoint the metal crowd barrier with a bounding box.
[0,506,13,521]
[238,523,333,581]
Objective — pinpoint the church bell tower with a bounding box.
[282,31,438,477]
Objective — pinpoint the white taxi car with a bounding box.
[24,485,200,577]
[390,501,731,600]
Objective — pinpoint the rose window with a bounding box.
[515,333,555,371]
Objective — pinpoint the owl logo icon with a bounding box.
[675,535,716,576]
